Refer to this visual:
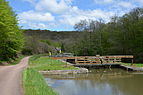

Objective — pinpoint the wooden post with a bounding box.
[75,57,77,64]
[131,58,134,66]
[99,57,103,64]
[109,65,112,70]
[113,58,115,63]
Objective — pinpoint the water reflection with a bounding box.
[45,69,143,95]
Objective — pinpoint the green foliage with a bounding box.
[23,36,49,55]
[0,55,24,65]
[41,40,53,46]
[120,63,143,67]
[23,68,57,95]
[41,40,61,48]
[23,7,143,62]
[73,8,143,62]
[0,0,24,61]
[23,30,81,55]
[23,55,78,95]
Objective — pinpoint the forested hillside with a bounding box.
[23,8,143,63]
[72,8,143,62]
[23,30,82,54]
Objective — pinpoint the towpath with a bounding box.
[0,57,29,95]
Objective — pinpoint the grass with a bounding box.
[0,56,25,65]
[120,63,143,67]
[10,56,25,65]
[23,68,57,95]
[29,55,78,71]
[23,55,78,95]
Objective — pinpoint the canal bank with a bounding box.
[39,58,143,75]
[73,63,143,72]
[23,55,85,95]
[57,56,143,72]
[39,68,88,75]
[51,55,143,72]
[39,59,89,75]
[120,64,143,71]
[23,55,143,95]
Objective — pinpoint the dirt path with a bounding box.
[0,57,29,95]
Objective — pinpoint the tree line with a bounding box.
[0,0,24,62]
[1,0,143,63]
[23,8,143,62]
[68,8,143,62]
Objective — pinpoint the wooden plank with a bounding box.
[51,55,133,60]
[77,61,101,63]
[77,63,101,64]
[52,55,133,65]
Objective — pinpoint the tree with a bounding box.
[72,8,143,62]
[74,20,89,31]
[0,0,24,61]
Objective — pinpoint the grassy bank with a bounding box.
[120,63,143,67]
[23,68,57,95]
[29,55,78,71]
[0,56,25,65]
[23,55,78,95]
[11,56,25,65]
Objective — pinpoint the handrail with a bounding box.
[51,55,134,64]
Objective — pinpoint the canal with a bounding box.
[44,69,143,95]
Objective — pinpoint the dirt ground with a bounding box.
[0,57,29,95]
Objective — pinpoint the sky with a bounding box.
[6,0,143,31]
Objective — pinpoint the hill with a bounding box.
[23,30,82,54]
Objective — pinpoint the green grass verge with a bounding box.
[10,56,25,65]
[23,68,57,95]
[23,55,78,95]
[120,63,143,67]
[0,56,25,65]
[29,55,78,71]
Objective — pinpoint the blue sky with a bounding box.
[6,0,143,31]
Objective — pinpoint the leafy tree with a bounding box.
[72,7,143,62]
[0,0,24,61]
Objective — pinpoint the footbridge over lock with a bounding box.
[52,55,134,69]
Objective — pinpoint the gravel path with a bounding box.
[0,57,29,95]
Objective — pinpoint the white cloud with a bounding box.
[20,0,140,30]
[28,23,47,29]
[60,8,115,26]
[23,0,37,4]
[117,1,133,8]
[19,0,115,29]
[22,22,58,29]
[35,0,70,14]
[18,11,55,22]
[94,0,113,4]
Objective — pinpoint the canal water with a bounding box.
[44,69,143,95]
